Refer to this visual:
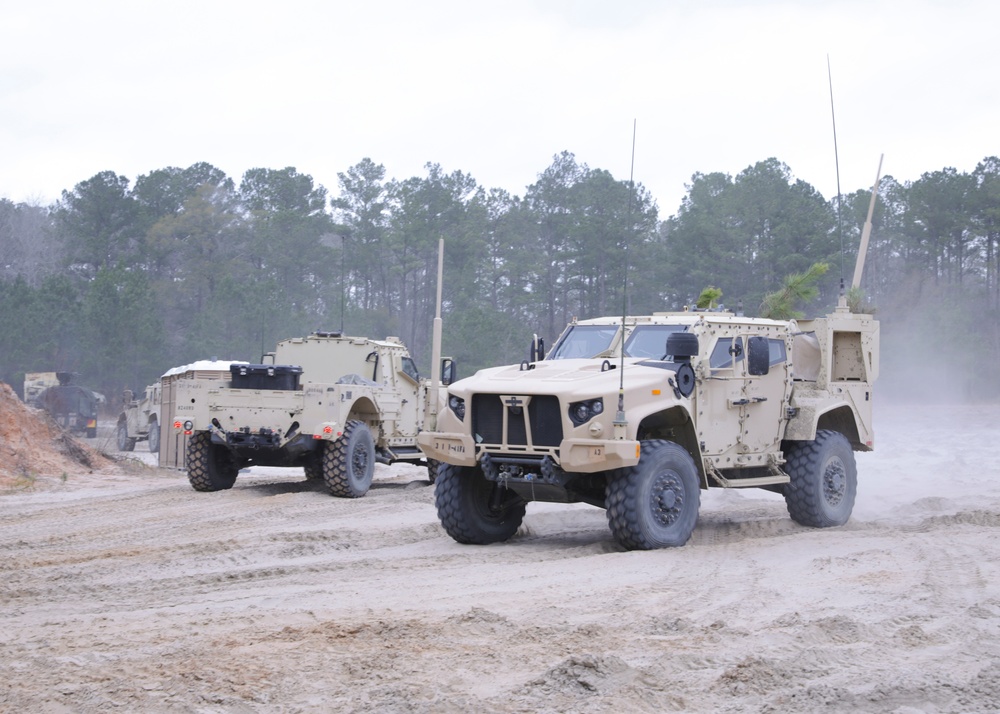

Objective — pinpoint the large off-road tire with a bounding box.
[426,458,440,484]
[783,430,857,528]
[606,440,701,550]
[186,431,239,492]
[435,463,526,544]
[322,420,375,498]
[147,417,160,454]
[117,420,136,452]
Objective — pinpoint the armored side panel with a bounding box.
[273,334,382,384]
[786,310,879,449]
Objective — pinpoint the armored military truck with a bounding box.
[23,371,60,407]
[117,382,161,452]
[173,331,453,496]
[34,372,101,439]
[419,298,878,550]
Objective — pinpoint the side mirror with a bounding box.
[747,336,770,376]
[530,334,546,362]
[441,358,456,386]
[665,332,699,362]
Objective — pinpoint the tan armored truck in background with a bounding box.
[23,371,60,406]
[117,382,161,453]
[172,332,454,496]
[27,371,102,439]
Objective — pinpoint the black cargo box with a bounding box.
[230,364,303,391]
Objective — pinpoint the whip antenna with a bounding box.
[615,119,637,429]
[828,55,846,289]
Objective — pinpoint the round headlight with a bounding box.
[590,399,603,415]
[573,403,590,423]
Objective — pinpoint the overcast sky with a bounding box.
[1,0,996,216]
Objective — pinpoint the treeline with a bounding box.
[2,153,999,403]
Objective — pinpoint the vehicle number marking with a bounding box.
[436,441,465,454]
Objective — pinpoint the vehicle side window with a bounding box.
[709,337,744,370]
[624,325,687,359]
[768,338,787,366]
[400,356,420,383]
[548,325,619,359]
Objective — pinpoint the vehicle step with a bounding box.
[710,474,790,488]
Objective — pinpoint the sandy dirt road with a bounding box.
[2,403,1000,713]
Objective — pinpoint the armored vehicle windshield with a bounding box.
[547,322,689,360]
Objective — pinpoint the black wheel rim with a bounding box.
[650,470,685,528]
[822,457,846,506]
[351,442,369,480]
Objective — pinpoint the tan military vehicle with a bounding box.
[27,371,101,438]
[117,382,161,453]
[23,371,60,407]
[421,164,885,550]
[172,331,454,496]
[420,300,877,550]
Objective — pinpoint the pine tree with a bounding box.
[759,263,829,319]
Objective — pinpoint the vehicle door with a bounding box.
[739,335,791,453]
[381,353,423,438]
[696,330,749,464]
[697,330,790,461]
[398,354,424,436]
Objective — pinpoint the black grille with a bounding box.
[507,407,527,445]
[471,394,504,444]
[470,394,563,448]
[528,395,562,447]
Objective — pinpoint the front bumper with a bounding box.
[417,431,640,473]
